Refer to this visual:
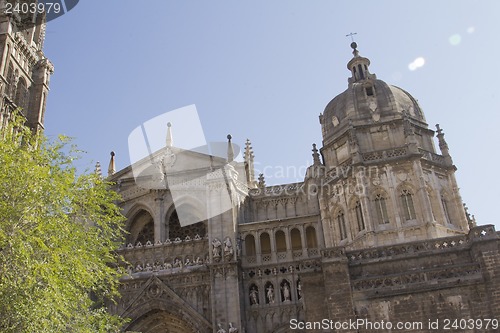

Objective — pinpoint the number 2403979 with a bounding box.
[5,2,61,15]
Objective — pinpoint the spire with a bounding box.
[108,151,116,176]
[94,161,102,178]
[244,139,256,186]
[435,124,450,156]
[166,122,173,147]
[227,134,234,162]
[312,143,321,165]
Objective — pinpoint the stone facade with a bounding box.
[108,42,500,333]
[0,0,53,132]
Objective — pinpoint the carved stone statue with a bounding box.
[282,281,291,302]
[212,238,222,257]
[217,323,226,333]
[249,286,259,305]
[224,236,233,256]
[297,279,302,300]
[266,284,275,304]
[228,322,238,333]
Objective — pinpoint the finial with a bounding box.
[108,151,116,176]
[258,173,265,188]
[312,143,321,165]
[346,33,359,57]
[166,122,173,147]
[435,124,450,157]
[94,161,102,178]
[227,134,234,162]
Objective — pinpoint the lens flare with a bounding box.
[408,57,425,71]
[449,34,462,46]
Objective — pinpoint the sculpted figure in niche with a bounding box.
[282,281,291,302]
[266,284,275,304]
[217,323,226,333]
[249,286,259,305]
[229,322,238,333]
[224,236,233,255]
[212,238,222,257]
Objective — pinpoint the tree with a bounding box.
[0,113,127,332]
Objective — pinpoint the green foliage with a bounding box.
[0,113,127,332]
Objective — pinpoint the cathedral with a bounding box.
[1,5,500,333]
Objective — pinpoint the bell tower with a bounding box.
[318,43,469,250]
[0,0,54,132]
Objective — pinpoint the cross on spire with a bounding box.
[346,32,357,42]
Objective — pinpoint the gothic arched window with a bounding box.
[354,200,365,231]
[128,210,154,245]
[374,194,389,224]
[441,194,451,224]
[166,210,206,241]
[401,189,416,221]
[6,63,14,98]
[15,78,28,110]
[337,210,347,240]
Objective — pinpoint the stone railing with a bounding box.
[351,263,481,292]
[419,148,447,166]
[249,183,303,197]
[117,236,209,277]
[321,225,497,265]
[242,247,321,267]
[346,234,469,264]
[362,147,408,163]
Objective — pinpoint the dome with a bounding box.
[323,79,426,125]
[321,44,427,142]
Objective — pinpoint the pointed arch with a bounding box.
[349,196,365,232]
[128,209,154,245]
[371,188,390,225]
[335,207,348,240]
[440,190,452,224]
[122,276,212,333]
[165,206,206,241]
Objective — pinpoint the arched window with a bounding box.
[6,63,14,98]
[306,226,317,248]
[275,230,286,252]
[374,194,389,224]
[166,210,206,240]
[15,78,28,110]
[354,200,365,231]
[401,189,416,220]
[337,210,347,240]
[290,228,302,250]
[245,234,256,256]
[260,232,271,254]
[441,195,451,224]
[128,210,154,245]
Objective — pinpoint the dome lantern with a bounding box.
[347,42,374,83]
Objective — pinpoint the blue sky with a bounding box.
[43,1,500,229]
